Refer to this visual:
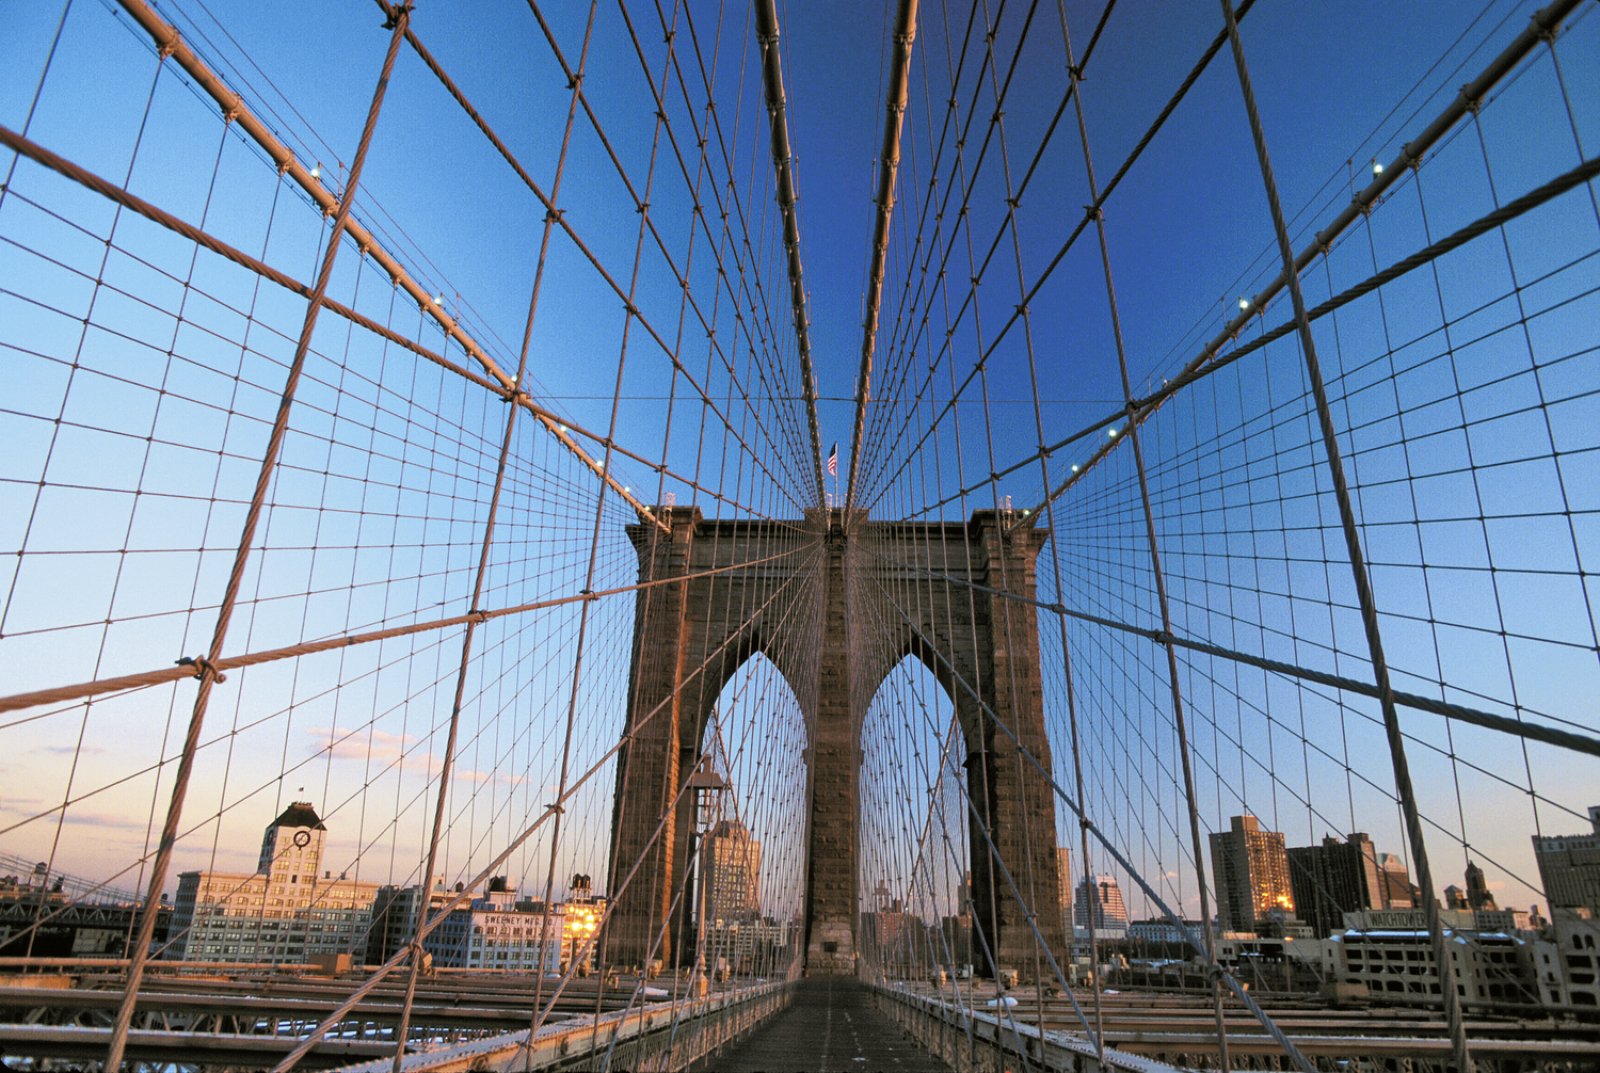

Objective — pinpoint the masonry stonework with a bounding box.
[604,507,1065,978]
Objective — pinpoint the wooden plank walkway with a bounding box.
[693,977,952,1072]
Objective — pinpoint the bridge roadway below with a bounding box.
[694,977,952,1072]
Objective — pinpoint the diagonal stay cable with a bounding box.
[866,547,1600,759]
[884,146,1600,527]
[381,2,808,515]
[869,582,1316,1073]
[1012,0,1586,529]
[522,0,818,504]
[112,0,665,529]
[0,544,813,717]
[672,1,814,478]
[856,0,1259,513]
[614,0,812,495]
[852,563,1102,1047]
[612,0,819,500]
[265,545,821,1072]
[0,121,813,526]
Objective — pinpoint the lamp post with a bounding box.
[685,756,727,998]
[563,903,597,975]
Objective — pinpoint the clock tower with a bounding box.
[258,800,327,884]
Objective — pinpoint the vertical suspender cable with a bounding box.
[1019,0,1580,530]
[383,0,607,1057]
[1054,13,1248,1064]
[508,0,598,1033]
[104,7,413,1070]
[1216,2,1473,1069]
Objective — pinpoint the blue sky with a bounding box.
[1,0,1597,933]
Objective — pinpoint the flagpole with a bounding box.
[827,442,839,512]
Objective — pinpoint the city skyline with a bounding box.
[5,781,1588,941]
[1,10,1595,1065]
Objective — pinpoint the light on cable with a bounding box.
[1238,297,1250,311]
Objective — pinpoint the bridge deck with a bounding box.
[695,978,951,1072]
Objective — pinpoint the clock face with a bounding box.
[293,830,311,848]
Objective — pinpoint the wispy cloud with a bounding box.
[307,725,424,764]
[457,770,530,788]
[37,745,109,757]
[56,809,155,833]
[302,728,529,790]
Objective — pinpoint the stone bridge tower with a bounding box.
[604,506,1065,978]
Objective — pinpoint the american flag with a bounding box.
[827,443,838,478]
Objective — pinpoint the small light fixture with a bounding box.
[1238,297,1250,311]
[310,161,321,179]
[1071,464,1080,473]
[433,292,444,306]
[1372,158,1384,176]
[1107,427,1118,438]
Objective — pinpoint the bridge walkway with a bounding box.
[693,978,952,1072]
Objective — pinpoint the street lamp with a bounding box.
[685,756,727,997]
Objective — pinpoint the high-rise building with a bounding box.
[1286,832,1383,937]
[1209,814,1295,934]
[861,880,912,970]
[1533,807,1600,914]
[701,819,761,923]
[366,881,453,965]
[1377,853,1419,909]
[1073,874,1128,935]
[941,870,975,969]
[172,802,380,964]
[1464,860,1498,911]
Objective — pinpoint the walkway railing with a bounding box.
[325,982,789,1073]
[871,983,1178,1073]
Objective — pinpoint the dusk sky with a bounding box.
[1,0,1597,933]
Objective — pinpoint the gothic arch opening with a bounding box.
[677,653,807,980]
[858,654,969,983]
[609,507,1064,977]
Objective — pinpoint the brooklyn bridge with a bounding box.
[0,0,1598,1070]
